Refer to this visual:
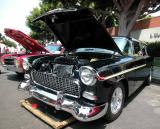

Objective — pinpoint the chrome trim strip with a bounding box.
[80,64,147,81]
[82,91,97,100]
[98,64,147,80]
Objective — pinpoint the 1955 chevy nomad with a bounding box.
[19,8,153,122]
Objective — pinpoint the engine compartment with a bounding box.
[32,51,119,78]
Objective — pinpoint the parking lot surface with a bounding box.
[0,65,160,129]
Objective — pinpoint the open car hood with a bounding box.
[34,8,122,54]
[4,28,49,53]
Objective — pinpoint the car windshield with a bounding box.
[75,48,114,54]
[113,37,132,55]
[45,45,61,53]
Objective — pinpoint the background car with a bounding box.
[0,28,64,75]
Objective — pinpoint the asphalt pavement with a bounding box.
[0,65,160,129]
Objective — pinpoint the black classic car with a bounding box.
[19,8,153,122]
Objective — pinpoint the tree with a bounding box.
[3,38,17,48]
[0,32,17,48]
[0,33,5,41]
[26,1,63,43]
[26,0,160,39]
[26,0,97,42]
[112,0,160,36]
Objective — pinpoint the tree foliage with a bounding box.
[0,32,17,48]
[0,33,5,41]
[147,41,160,57]
[3,38,17,48]
[26,0,160,40]
[26,1,63,43]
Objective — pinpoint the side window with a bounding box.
[140,44,148,56]
[133,41,147,56]
[113,38,132,56]
[133,41,141,56]
[123,41,132,56]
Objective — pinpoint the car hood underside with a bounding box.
[34,8,122,54]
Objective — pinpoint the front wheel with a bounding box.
[104,82,125,122]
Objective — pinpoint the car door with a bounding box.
[113,37,137,95]
[132,41,148,90]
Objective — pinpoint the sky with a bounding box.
[0,0,160,37]
[0,0,40,35]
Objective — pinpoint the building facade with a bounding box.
[107,16,160,42]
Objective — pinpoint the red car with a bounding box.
[0,28,64,75]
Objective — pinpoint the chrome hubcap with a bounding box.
[110,87,123,114]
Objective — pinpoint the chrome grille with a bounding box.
[31,70,80,98]
[4,58,15,65]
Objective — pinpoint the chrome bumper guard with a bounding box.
[18,81,108,122]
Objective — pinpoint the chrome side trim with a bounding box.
[97,64,147,81]
[80,64,147,81]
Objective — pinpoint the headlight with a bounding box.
[79,66,97,86]
[22,58,30,70]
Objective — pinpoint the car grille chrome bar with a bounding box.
[31,70,81,98]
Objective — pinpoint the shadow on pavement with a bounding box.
[7,74,24,82]
[124,84,146,107]
[152,79,160,85]
[70,118,108,129]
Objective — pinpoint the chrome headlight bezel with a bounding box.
[22,58,30,70]
[79,66,97,86]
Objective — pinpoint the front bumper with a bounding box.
[19,81,108,122]
[4,64,24,73]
